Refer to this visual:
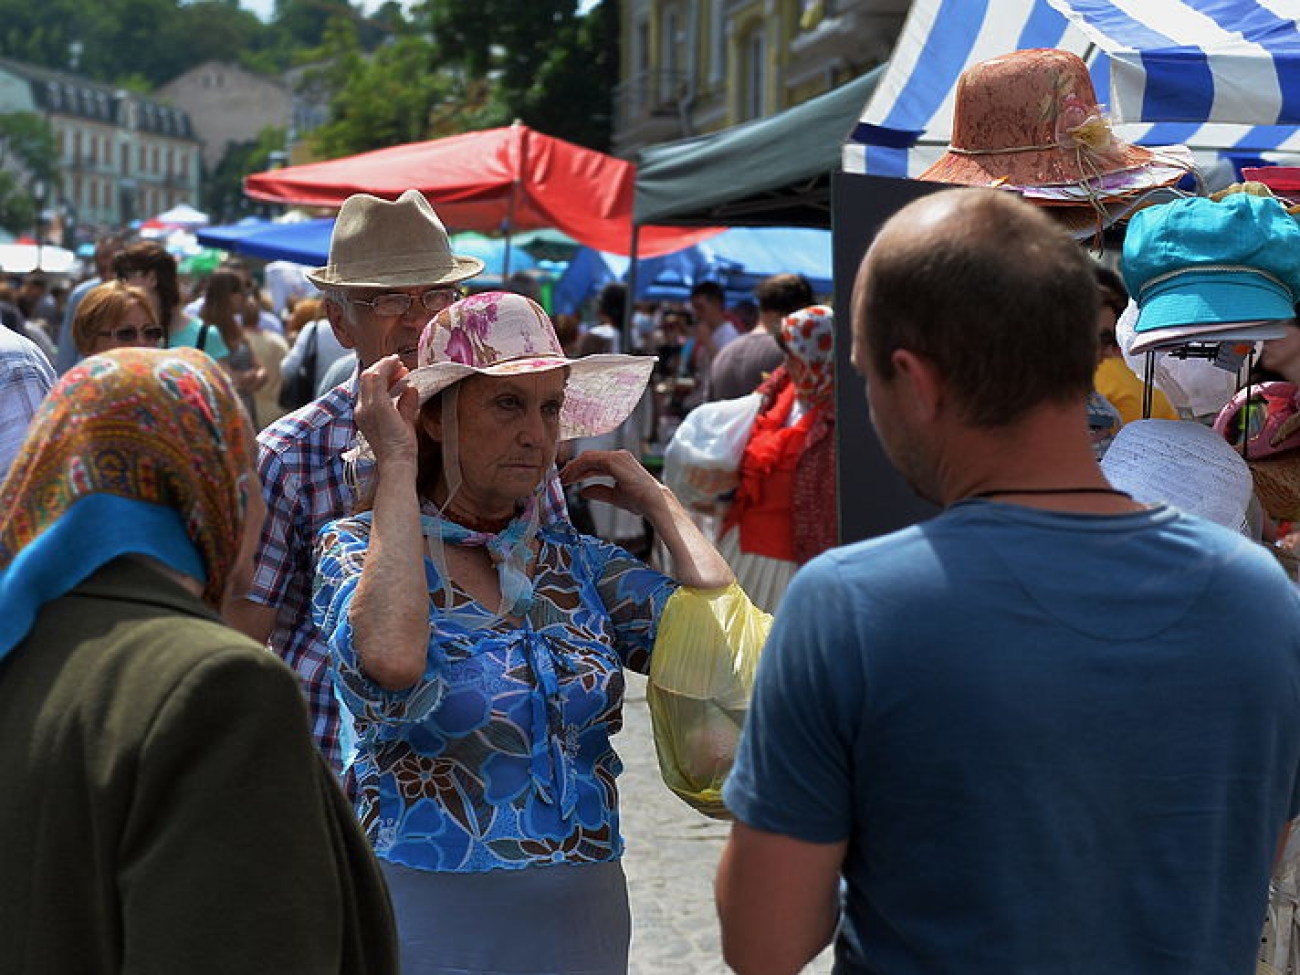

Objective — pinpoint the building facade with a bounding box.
[0,57,200,235]
[157,61,291,172]
[614,0,905,155]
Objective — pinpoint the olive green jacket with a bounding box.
[0,557,398,974]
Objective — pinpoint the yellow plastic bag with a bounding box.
[647,583,772,819]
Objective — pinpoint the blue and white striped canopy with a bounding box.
[844,0,1300,179]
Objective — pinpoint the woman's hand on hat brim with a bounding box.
[560,449,668,519]
[357,354,419,468]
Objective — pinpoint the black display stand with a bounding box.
[831,171,949,544]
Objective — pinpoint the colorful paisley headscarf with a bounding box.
[0,347,256,659]
[780,305,835,410]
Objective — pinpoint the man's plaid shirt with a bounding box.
[251,381,361,769]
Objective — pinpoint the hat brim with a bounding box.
[1129,319,1292,355]
[1248,451,1300,522]
[1134,270,1297,343]
[404,352,656,440]
[306,255,485,290]
[920,139,1154,187]
[920,143,1191,197]
[1100,418,1253,530]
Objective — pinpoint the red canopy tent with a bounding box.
[243,123,717,260]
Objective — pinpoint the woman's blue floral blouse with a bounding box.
[313,513,678,873]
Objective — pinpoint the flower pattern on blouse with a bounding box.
[313,515,678,873]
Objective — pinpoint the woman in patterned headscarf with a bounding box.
[0,347,398,975]
[718,304,838,612]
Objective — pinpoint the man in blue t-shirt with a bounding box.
[716,188,1300,975]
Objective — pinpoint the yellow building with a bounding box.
[614,0,905,155]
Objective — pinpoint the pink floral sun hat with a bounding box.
[405,291,655,439]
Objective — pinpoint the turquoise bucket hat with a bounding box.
[1122,194,1300,353]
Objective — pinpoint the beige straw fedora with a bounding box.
[306,188,485,289]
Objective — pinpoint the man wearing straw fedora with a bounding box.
[226,190,503,768]
[716,188,1300,975]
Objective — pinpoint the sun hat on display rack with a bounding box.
[918,48,1196,238]
[1120,192,1300,356]
[1100,418,1258,537]
[1215,381,1300,532]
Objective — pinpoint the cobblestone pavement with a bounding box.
[619,671,834,974]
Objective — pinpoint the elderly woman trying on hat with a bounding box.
[314,292,742,974]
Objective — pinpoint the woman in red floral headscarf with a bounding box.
[718,304,837,611]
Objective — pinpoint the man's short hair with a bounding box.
[689,280,725,306]
[754,273,813,317]
[858,189,1098,428]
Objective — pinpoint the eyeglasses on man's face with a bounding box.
[99,325,165,345]
[349,288,462,318]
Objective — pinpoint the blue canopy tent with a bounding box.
[552,227,832,314]
[844,0,1300,180]
[196,219,335,266]
[196,221,551,290]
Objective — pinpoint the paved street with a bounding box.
[619,671,834,974]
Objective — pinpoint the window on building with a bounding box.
[121,143,128,175]
[710,0,725,85]
[743,29,766,121]
[659,5,680,105]
[633,18,649,112]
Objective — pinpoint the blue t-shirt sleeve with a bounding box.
[723,554,862,843]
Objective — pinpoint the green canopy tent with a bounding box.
[632,65,885,229]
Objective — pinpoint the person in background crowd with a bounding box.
[70,281,164,358]
[705,273,814,403]
[285,296,323,345]
[733,299,759,334]
[688,281,739,367]
[716,188,1300,975]
[0,325,53,479]
[0,347,398,974]
[184,258,285,337]
[58,235,125,374]
[589,281,625,354]
[281,304,353,397]
[225,189,486,771]
[17,273,58,333]
[631,300,658,353]
[242,287,290,431]
[0,282,28,340]
[183,270,266,422]
[1092,265,1177,425]
[552,312,582,356]
[715,305,837,613]
[114,241,186,339]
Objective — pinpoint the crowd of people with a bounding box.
[6,42,1300,974]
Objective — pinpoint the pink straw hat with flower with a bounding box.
[920,48,1187,195]
[404,291,655,440]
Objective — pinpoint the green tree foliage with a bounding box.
[515,0,617,150]
[0,112,57,234]
[298,17,481,159]
[203,124,287,224]
[423,0,615,150]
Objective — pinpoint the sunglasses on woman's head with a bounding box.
[99,325,165,344]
